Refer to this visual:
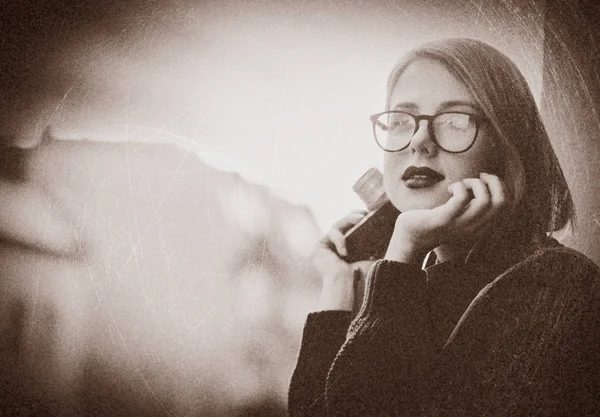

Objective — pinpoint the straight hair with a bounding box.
[385,38,574,245]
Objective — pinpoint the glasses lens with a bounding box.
[374,112,415,151]
[433,113,477,152]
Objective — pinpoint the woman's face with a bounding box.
[383,58,497,212]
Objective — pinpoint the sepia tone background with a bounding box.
[0,0,598,415]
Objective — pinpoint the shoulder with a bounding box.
[445,243,600,415]
[448,240,600,346]
[505,241,599,286]
[481,240,600,305]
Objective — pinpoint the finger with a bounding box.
[332,211,367,235]
[434,182,471,222]
[479,173,507,209]
[328,227,348,257]
[318,211,367,257]
[460,178,491,220]
[475,173,510,232]
[452,179,493,235]
[458,175,508,237]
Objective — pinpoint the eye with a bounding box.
[437,113,472,130]
[388,113,414,131]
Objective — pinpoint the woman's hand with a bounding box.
[385,173,509,263]
[312,211,374,311]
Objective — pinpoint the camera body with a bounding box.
[343,168,400,263]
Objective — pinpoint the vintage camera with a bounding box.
[343,168,400,263]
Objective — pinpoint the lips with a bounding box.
[402,166,445,188]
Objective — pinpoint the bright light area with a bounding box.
[47,1,545,231]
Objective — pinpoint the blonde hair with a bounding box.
[385,38,574,244]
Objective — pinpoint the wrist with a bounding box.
[384,238,425,264]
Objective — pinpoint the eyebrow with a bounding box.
[392,100,480,113]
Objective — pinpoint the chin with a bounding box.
[392,191,451,212]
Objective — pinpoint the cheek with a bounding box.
[485,144,506,177]
[473,129,503,175]
[453,135,499,178]
[382,154,401,195]
[464,156,491,177]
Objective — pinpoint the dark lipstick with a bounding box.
[402,166,445,189]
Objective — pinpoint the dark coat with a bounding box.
[288,237,600,416]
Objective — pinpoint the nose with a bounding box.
[408,120,438,156]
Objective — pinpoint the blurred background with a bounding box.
[0,0,598,415]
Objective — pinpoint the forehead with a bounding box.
[389,58,476,110]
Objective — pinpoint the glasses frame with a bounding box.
[369,110,487,154]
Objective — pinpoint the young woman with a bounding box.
[288,38,600,416]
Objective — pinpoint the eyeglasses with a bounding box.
[370,111,486,153]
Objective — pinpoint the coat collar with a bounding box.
[422,232,561,272]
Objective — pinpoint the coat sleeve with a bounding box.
[324,260,435,416]
[428,247,600,416]
[288,310,353,416]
